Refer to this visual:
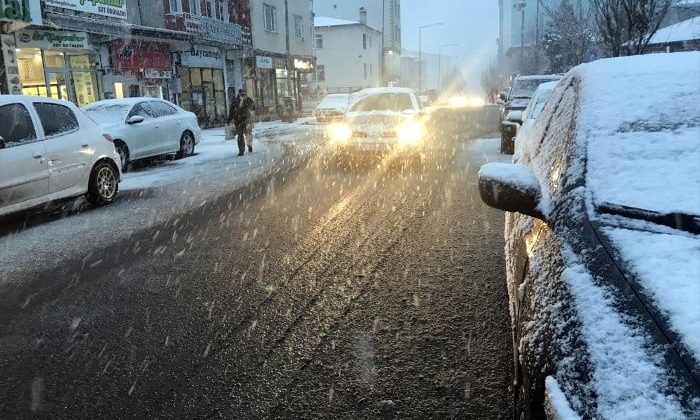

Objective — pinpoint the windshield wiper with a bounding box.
[598,203,700,234]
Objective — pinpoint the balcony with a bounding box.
[165,12,251,48]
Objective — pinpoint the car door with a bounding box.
[125,101,159,159]
[0,101,49,209]
[149,101,181,153]
[34,102,90,194]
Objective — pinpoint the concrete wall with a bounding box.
[311,24,382,93]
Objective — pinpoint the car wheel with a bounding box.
[177,131,195,159]
[86,161,119,206]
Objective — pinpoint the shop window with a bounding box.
[44,51,66,68]
[17,48,46,97]
[0,104,36,146]
[263,4,277,32]
[114,83,125,99]
[315,34,323,49]
[33,103,79,137]
[294,15,303,39]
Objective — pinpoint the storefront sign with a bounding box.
[255,56,272,69]
[44,0,127,19]
[294,58,313,71]
[0,0,42,26]
[16,30,90,50]
[179,47,223,68]
[198,17,243,45]
[144,69,172,79]
[113,39,171,70]
[1,34,21,94]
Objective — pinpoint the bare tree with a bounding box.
[542,0,593,72]
[590,0,674,56]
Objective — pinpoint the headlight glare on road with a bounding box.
[328,123,352,142]
[397,121,423,145]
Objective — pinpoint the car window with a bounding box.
[350,93,415,112]
[149,101,178,118]
[33,103,79,138]
[531,82,577,197]
[0,103,37,146]
[128,102,155,120]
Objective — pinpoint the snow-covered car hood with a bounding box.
[603,227,700,365]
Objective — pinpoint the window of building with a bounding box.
[204,0,213,17]
[369,36,373,48]
[190,0,200,15]
[364,63,368,79]
[363,34,367,49]
[33,103,79,137]
[314,65,325,81]
[370,64,373,77]
[263,4,277,32]
[0,104,36,146]
[315,34,323,49]
[168,0,180,13]
[294,15,304,39]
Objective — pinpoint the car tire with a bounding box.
[86,161,119,206]
[115,141,130,172]
[177,131,196,159]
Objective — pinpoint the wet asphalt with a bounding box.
[0,108,512,419]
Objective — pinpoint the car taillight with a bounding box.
[103,133,114,143]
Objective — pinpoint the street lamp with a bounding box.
[514,1,527,75]
[438,43,458,94]
[418,22,443,94]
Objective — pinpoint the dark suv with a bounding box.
[500,75,561,154]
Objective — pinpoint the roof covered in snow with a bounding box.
[314,16,360,27]
[649,16,700,44]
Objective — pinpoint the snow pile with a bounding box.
[545,376,582,420]
[604,228,700,360]
[562,251,686,419]
[315,16,360,27]
[649,16,700,44]
[575,51,700,216]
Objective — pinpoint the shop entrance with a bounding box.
[46,70,72,102]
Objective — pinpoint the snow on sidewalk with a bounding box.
[0,127,292,283]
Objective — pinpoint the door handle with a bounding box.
[32,152,43,159]
[81,143,90,148]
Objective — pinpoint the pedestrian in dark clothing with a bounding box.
[228,89,256,156]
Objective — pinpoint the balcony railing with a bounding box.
[165,12,251,47]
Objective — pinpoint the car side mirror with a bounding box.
[499,93,507,102]
[506,110,523,125]
[478,163,545,220]
[126,115,144,125]
[0,136,5,149]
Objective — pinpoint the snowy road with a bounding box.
[0,108,513,418]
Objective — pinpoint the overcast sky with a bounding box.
[401,0,499,91]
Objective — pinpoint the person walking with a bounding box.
[228,89,256,156]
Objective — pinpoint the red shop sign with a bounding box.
[113,39,171,70]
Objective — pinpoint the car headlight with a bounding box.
[396,121,424,145]
[328,123,352,142]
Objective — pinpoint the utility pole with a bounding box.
[418,22,442,94]
[381,0,386,86]
[284,0,293,99]
[514,1,527,75]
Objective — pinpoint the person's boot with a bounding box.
[248,145,253,154]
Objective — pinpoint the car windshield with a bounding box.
[319,95,348,107]
[83,104,132,124]
[349,93,414,112]
[510,78,556,99]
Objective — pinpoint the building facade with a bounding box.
[313,0,401,85]
[311,12,382,94]
[248,0,314,118]
[1,0,256,127]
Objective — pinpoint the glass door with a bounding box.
[46,71,73,102]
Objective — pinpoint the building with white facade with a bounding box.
[248,0,314,117]
[311,11,382,94]
[313,0,401,85]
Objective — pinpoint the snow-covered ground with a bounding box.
[0,122,315,283]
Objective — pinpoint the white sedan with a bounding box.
[82,98,201,170]
[0,95,121,217]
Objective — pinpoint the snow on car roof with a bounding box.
[575,51,700,216]
[516,74,562,81]
[82,97,154,109]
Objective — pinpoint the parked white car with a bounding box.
[314,94,350,122]
[327,87,425,162]
[82,98,201,170]
[0,95,121,217]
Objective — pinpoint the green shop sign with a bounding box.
[0,0,42,25]
[16,30,91,49]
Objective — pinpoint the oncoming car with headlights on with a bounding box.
[327,88,425,165]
